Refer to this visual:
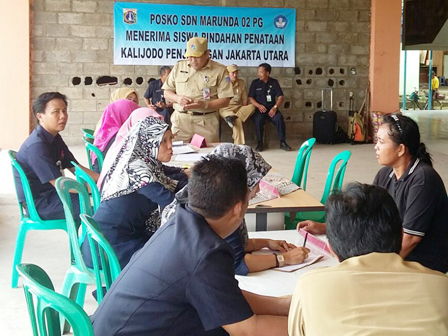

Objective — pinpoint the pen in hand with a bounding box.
[302,232,308,248]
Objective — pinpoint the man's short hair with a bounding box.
[189,155,248,219]
[160,66,171,76]
[33,92,68,121]
[326,182,402,262]
[258,63,272,74]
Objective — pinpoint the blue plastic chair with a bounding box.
[83,138,104,173]
[16,263,94,336]
[71,161,100,212]
[80,214,121,304]
[287,150,351,227]
[8,150,68,288]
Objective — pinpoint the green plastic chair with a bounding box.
[83,138,104,172]
[284,138,316,228]
[81,128,94,144]
[80,214,121,304]
[16,263,94,336]
[55,178,95,309]
[71,161,100,212]
[8,150,68,288]
[285,150,351,229]
[291,138,316,191]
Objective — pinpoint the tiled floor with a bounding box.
[1,118,447,335]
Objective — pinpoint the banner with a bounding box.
[114,2,296,67]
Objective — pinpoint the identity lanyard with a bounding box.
[203,75,210,100]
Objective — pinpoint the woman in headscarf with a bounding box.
[91,99,139,172]
[82,117,188,269]
[93,87,139,137]
[161,143,309,275]
[97,107,163,189]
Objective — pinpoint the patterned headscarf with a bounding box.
[100,117,178,202]
[97,108,163,189]
[210,144,271,191]
[161,144,271,246]
[92,99,139,164]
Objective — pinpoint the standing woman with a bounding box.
[373,114,448,273]
[91,99,139,172]
[83,117,188,268]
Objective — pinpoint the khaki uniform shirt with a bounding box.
[221,78,249,114]
[162,59,233,113]
[289,253,448,336]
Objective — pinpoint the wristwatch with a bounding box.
[273,105,278,109]
[275,253,285,267]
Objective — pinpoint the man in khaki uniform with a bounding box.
[219,64,255,145]
[289,183,448,336]
[163,37,233,143]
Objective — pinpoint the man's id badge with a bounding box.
[56,160,65,176]
[266,95,272,102]
[234,95,239,102]
[203,87,211,100]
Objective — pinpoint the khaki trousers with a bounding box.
[219,104,255,145]
[171,111,220,143]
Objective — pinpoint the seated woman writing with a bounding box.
[162,144,309,275]
[298,114,448,273]
[82,117,188,269]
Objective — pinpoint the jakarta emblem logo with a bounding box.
[123,9,137,24]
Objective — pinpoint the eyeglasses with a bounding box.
[390,114,402,134]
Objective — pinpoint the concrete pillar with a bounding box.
[369,0,401,113]
[0,0,31,149]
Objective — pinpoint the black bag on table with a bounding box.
[313,88,337,144]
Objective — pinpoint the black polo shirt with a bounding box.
[144,79,172,113]
[14,125,77,203]
[91,204,254,336]
[373,158,448,273]
[248,77,284,111]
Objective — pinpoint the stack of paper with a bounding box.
[249,180,280,205]
[173,145,197,155]
[262,172,299,196]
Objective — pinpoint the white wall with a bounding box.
[399,46,420,95]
